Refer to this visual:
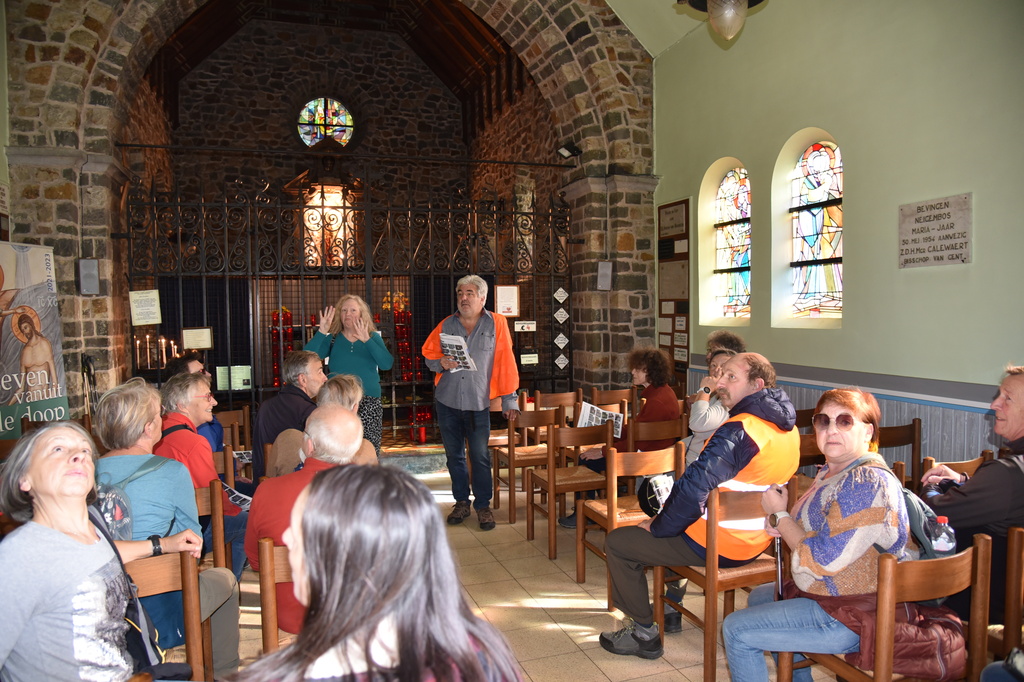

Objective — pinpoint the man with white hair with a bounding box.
[244,403,364,633]
[422,275,520,531]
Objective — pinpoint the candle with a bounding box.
[135,339,141,368]
[145,334,152,369]
[170,341,177,358]
[160,337,167,367]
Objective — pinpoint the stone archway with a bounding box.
[5,0,658,405]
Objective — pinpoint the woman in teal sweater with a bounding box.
[306,294,394,455]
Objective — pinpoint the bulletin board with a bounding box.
[657,198,690,383]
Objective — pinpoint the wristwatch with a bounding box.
[149,535,163,557]
[701,386,712,395]
[768,511,791,528]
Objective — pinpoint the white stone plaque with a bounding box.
[554,307,569,324]
[554,333,569,348]
[555,354,569,369]
[898,193,972,269]
[554,287,568,303]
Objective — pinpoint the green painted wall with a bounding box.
[652,0,1024,386]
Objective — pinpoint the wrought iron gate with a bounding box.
[123,176,574,439]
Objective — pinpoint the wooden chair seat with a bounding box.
[492,405,562,523]
[576,442,686,595]
[125,550,212,681]
[257,537,293,654]
[526,420,614,559]
[653,486,778,682]
[778,533,992,682]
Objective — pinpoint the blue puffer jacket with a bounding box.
[650,387,797,540]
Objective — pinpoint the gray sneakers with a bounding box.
[447,500,471,525]
[599,618,663,659]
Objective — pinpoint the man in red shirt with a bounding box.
[155,371,248,580]
[244,403,364,634]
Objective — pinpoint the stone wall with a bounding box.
[171,20,468,205]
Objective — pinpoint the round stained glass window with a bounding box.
[298,97,354,147]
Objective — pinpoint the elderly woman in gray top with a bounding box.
[0,421,200,681]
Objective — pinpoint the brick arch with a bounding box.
[460,0,653,177]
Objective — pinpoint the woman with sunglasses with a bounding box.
[722,388,917,681]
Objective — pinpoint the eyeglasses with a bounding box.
[811,413,858,432]
[194,393,215,401]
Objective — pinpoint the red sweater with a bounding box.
[154,411,241,516]
[244,457,336,633]
[615,384,680,451]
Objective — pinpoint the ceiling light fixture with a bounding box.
[678,0,765,41]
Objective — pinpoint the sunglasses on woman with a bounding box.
[811,413,858,431]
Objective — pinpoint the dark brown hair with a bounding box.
[628,348,672,387]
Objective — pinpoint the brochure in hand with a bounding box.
[439,333,478,372]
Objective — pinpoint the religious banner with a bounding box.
[0,243,70,437]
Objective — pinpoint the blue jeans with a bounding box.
[436,402,492,510]
[723,583,860,682]
[982,661,1019,682]
[203,510,248,581]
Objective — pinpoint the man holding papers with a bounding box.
[423,275,520,531]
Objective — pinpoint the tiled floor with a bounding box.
[218,469,835,681]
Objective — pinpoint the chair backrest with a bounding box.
[215,406,251,450]
[124,551,206,679]
[0,438,18,462]
[534,389,583,422]
[268,429,304,477]
[794,408,814,430]
[591,386,637,416]
[627,417,684,452]
[797,433,825,468]
[257,537,294,653]
[921,450,993,479]
[194,479,227,569]
[878,418,922,489]
[1002,527,1024,656]
[509,405,563,447]
[873,533,991,681]
[704,487,770,567]
[211,445,235,488]
[547,421,614,467]
[607,442,685,480]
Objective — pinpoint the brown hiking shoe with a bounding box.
[447,500,471,525]
[477,506,496,531]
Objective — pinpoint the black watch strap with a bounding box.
[149,535,163,557]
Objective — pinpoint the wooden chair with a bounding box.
[214,406,251,450]
[626,416,685,453]
[989,526,1024,659]
[797,432,826,468]
[125,550,212,681]
[878,418,922,491]
[195,479,229,571]
[576,442,685,592]
[777,533,992,682]
[794,408,814,430]
[492,406,563,523]
[652,487,778,682]
[591,386,638,419]
[257,537,294,654]
[211,445,235,488]
[532,388,582,436]
[0,438,18,461]
[922,450,994,481]
[266,429,304,478]
[525,421,612,559]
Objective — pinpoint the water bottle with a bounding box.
[929,515,956,553]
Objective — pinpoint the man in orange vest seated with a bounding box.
[244,403,364,634]
[601,352,800,659]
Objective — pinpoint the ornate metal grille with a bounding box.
[124,176,573,438]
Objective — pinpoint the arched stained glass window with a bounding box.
[298,97,355,147]
[790,141,843,318]
[713,168,751,318]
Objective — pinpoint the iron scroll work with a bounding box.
[124,177,574,436]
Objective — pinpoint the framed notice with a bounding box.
[182,327,214,350]
[129,290,162,326]
[495,285,520,317]
[658,199,689,238]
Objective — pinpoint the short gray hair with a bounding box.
[161,372,210,415]
[95,377,161,450]
[457,275,487,302]
[304,404,363,465]
[0,422,97,522]
[284,350,322,386]
[317,374,364,411]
